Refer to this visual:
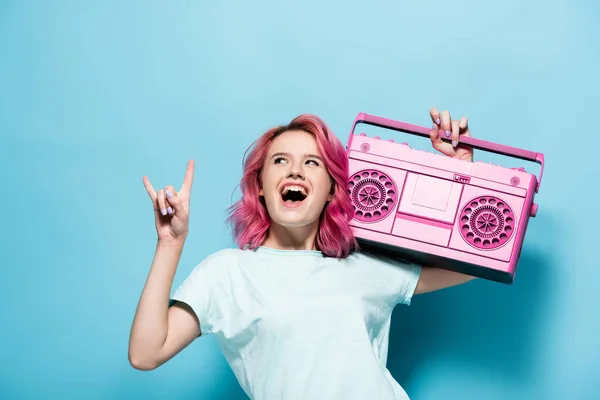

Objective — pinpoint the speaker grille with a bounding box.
[348,169,397,222]
[459,196,515,250]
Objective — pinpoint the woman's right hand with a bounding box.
[143,160,195,243]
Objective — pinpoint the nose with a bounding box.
[287,170,304,179]
[286,164,305,180]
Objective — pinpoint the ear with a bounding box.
[327,183,335,202]
[259,188,264,196]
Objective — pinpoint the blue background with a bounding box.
[1,1,598,399]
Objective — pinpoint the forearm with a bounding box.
[129,238,186,362]
[415,266,477,294]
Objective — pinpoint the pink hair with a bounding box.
[226,114,358,258]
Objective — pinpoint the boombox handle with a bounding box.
[349,112,545,193]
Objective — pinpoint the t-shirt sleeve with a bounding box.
[395,260,421,306]
[360,251,422,306]
[169,250,231,336]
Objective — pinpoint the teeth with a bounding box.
[281,185,307,196]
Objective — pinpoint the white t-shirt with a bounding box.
[170,246,421,400]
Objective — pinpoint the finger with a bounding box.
[441,110,452,139]
[164,185,177,215]
[451,120,460,148]
[143,176,158,202]
[430,124,454,156]
[165,185,185,215]
[157,189,167,216]
[429,107,441,126]
[180,160,195,194]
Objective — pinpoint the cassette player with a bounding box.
[346,113,545,284]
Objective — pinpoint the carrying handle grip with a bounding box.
[349,112,545,193]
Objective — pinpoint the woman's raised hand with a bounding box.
[143,160,195,242]
[429,107,474,162]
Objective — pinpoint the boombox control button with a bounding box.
[374,136,380,139]
[388,139,394,142]
[511,167,526,172]
[530,203,538,217]
[401,142,409,146]
[360,133,366,136]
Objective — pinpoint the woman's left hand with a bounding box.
[429,107,474,162]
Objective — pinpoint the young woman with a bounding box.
[129,107,477,399]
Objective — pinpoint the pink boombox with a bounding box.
[345,113,545,284]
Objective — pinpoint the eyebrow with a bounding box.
[270,152,323,161]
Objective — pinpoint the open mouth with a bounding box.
[281,185,308,204]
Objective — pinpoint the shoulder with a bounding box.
[194,247,251,271]
[338,249,422,305]
[203,247,248,262]
[176,247,249,290]
[342,249,417,270]
[344,249,422,287]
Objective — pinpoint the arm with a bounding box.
[128,238,201,371]
[413,108,478,295]
[414,266,477,295]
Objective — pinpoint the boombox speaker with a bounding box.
[346,113,545,284]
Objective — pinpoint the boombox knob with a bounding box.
[530,203,538,217]
[401,142,409,146]
[388,139,394,142]
[360,133,367,136]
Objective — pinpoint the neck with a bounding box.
[260,221,320,251]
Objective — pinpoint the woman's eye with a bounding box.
[274,157,287,164]
[306,159,319,166]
